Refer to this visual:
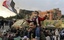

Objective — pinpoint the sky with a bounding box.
[14,0,64,15]
[0,0,64,18]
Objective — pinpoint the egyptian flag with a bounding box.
[2,0,17,13]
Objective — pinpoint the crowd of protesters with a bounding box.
[0,19,15,29]
[0,11,48,40]
[0,11,64,40]
[0,27,63,40]
[41,28,60,40]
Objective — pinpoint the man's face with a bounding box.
[29,22,36,29]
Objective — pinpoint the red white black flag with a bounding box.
[3,0,17,13]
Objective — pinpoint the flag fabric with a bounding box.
[3,0,14,12]
[2,0,20,17]
[2,0,8,8]
[3,0,13,11]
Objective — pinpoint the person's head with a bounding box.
[29,22,36,29]
[32,11,39,17]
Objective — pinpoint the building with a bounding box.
[39,8,62,20]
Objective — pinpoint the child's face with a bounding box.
[34,13,38,17]
[32,12,38,17]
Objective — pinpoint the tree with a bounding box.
[0,16,4,19]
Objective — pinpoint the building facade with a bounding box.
[39,8,62,20]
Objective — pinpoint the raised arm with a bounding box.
[39,15,47,21]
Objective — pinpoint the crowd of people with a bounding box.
[0,27,64,40]
[0,19,15,29]
[0,11,48,40]
[41,28,60,40]
[0,11,64,40]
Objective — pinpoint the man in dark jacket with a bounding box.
[1,19,4,29]
[27,11,49,40]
